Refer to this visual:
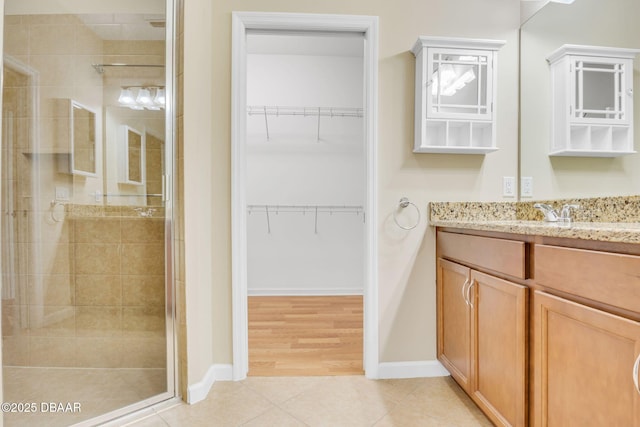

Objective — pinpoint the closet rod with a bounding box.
[248,204,365,233]
[247,204,363,212]
[247,105,363,118]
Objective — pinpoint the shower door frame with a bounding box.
[231,11,380,380]
[0,0,180,424]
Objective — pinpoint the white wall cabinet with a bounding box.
[411,36,505,154]
[547,44,640,157]
[118,125,145,185]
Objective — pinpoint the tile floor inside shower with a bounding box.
[2,366,166,426]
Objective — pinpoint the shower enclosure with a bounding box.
[1,0,177,425]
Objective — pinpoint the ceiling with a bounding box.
[77,13,165,40]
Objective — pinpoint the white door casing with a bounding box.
[231,11,379,380]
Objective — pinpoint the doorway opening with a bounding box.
[231,12,379,380]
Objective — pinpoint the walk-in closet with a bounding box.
[245,31,366,375]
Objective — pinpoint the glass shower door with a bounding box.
[1,1,175,425]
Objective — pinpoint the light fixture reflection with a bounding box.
[136,88,153,106]
[118,88,135,105]
[118,86,165,110]
[432,65,477,97]
[154,88,166,107]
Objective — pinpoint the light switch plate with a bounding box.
[521,177,533,198]
[55,186,70,201]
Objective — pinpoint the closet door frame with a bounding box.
[231,11,379,380]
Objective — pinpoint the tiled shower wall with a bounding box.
[2,13,169,371]
[3,209,166,369]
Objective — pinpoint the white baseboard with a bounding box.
[377,360,450,379]
[248,288,363,296]
[186,364,233,404]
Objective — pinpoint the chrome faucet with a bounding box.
[134,207,156,218]
[533,203,559,222]
[533,203,580,224]
[559,204,580,224]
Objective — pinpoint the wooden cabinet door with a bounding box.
[437,258,472,391]
[533,291,640,427]
[471,270,527,427]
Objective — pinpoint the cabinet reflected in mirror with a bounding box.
[104,106,165,206]
[119,125,145,185]
[72,101,97,176]
[520,0,640,199]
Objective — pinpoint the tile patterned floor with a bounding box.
[126,376,493,427]
[2,367,166,427]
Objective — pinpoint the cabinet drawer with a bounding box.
[534,244,640,313]
[437,231,526,279]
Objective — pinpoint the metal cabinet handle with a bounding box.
[467,280,475,309]
[634,353,640,395]
[461,278,470,306]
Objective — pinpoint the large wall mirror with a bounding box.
[520,0,640,199]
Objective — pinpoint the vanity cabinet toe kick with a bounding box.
[436,229,640,427]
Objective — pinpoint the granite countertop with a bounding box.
[66,204,165,219]
[429,196,640,244]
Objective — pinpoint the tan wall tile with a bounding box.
[25,14,79,25]
[122,306,165,337]
[120,219,164,243]
[121,243,164,275]
[73,218,121,243]
[75,337,122,368]
[75,275,122,306]
[29,336,76,367]
[27,274,74,306]
[28,305,75,337]
[3,24,29,56]
[2,304,27,337]
[29,55,76,87]
[122,275,164,307]
[76,306,121,337]
[75,24,103,55]
[30,24,76,55]
[74,243,120,275]
[32,242,73,275]
[2,335,29,365]
[120,337,166,368]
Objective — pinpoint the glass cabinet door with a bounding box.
[572,58,628,123]
[427,48,493,120]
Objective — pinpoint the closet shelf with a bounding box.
[247,204,365,234]
[248,204,363,214]
[247,105,363,118]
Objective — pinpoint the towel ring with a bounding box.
[50,200,64,223]
[393,197,420,230]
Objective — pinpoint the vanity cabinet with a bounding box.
[533,291,640,426]
[437,232,528,427]
[533,244,640,427]
[546,44,640,157]
[436,227,640,426]
[411,37,505,154]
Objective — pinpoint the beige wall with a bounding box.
[182,0,216,388]
[182,0,520,379]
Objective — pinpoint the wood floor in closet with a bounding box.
[248,295,364,376]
